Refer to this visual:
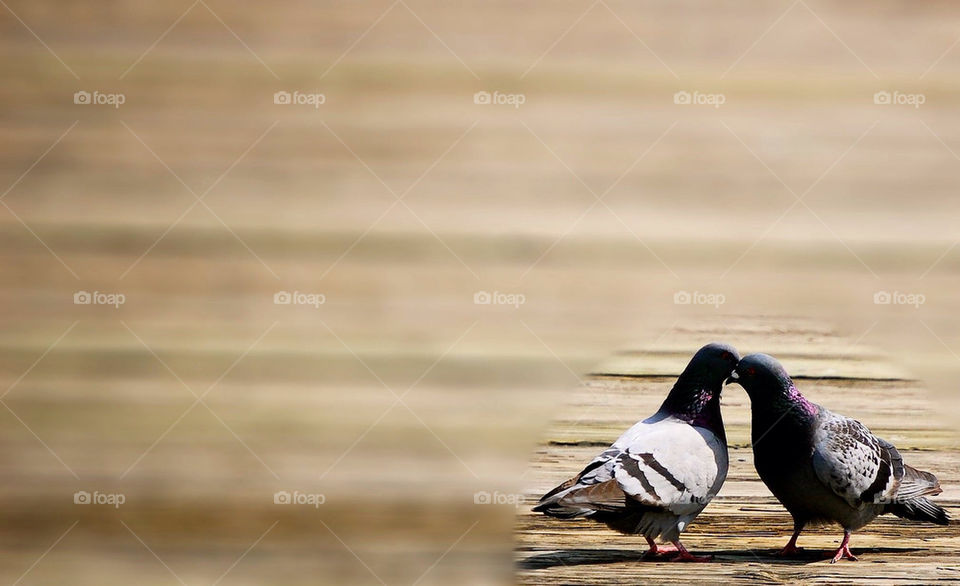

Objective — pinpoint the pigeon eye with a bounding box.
[747,367,756,376]
[720,351,732,360]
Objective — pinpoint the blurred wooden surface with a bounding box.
[516,323,960,584]
[4,1,960,584]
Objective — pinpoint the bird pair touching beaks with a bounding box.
[534,343,949,563]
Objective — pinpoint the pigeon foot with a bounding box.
[829,532,858,563]
[776,526,805,557]
[643,537,680,558]
[667,541,712,563]
[829,545,858,563]
[776,544,805,557]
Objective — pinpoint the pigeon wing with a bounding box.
[538,417,727,516]
[537,446,620,504]
[612,419,727,513]
[811,412,904,507]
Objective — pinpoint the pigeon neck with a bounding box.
[785,385,819,417]
[754,383,818,420]
[659,381,725,436]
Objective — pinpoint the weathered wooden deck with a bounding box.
[516,322,960,584]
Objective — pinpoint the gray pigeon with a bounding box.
[533,342,740,562]
[727,353,949,562]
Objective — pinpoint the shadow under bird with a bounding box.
[727,353,949,563]
[533,342,740,562]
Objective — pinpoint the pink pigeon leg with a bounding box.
[829,530,858,563]
[777,525,805,556]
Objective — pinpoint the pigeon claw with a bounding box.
[829,545,858,564]
[643,538,679,558]
[775,544,804,557]
[669,551,713,563]
[666,541,712,563]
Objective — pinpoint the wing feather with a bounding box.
[812,412,902,507]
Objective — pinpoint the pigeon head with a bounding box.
[685,342,741,382]
[726,353,817,416]
[660,343,740,426]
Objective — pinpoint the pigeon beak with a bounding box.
[725,371,740,385]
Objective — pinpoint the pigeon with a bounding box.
[533,342,740,562]
[727,353,949,563]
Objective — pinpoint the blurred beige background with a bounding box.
[2,0,960,584]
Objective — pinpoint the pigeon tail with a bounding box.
[532,502,589,519]
[533,485,589,518]
[895,465,941,500]
[886,497,950,526]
